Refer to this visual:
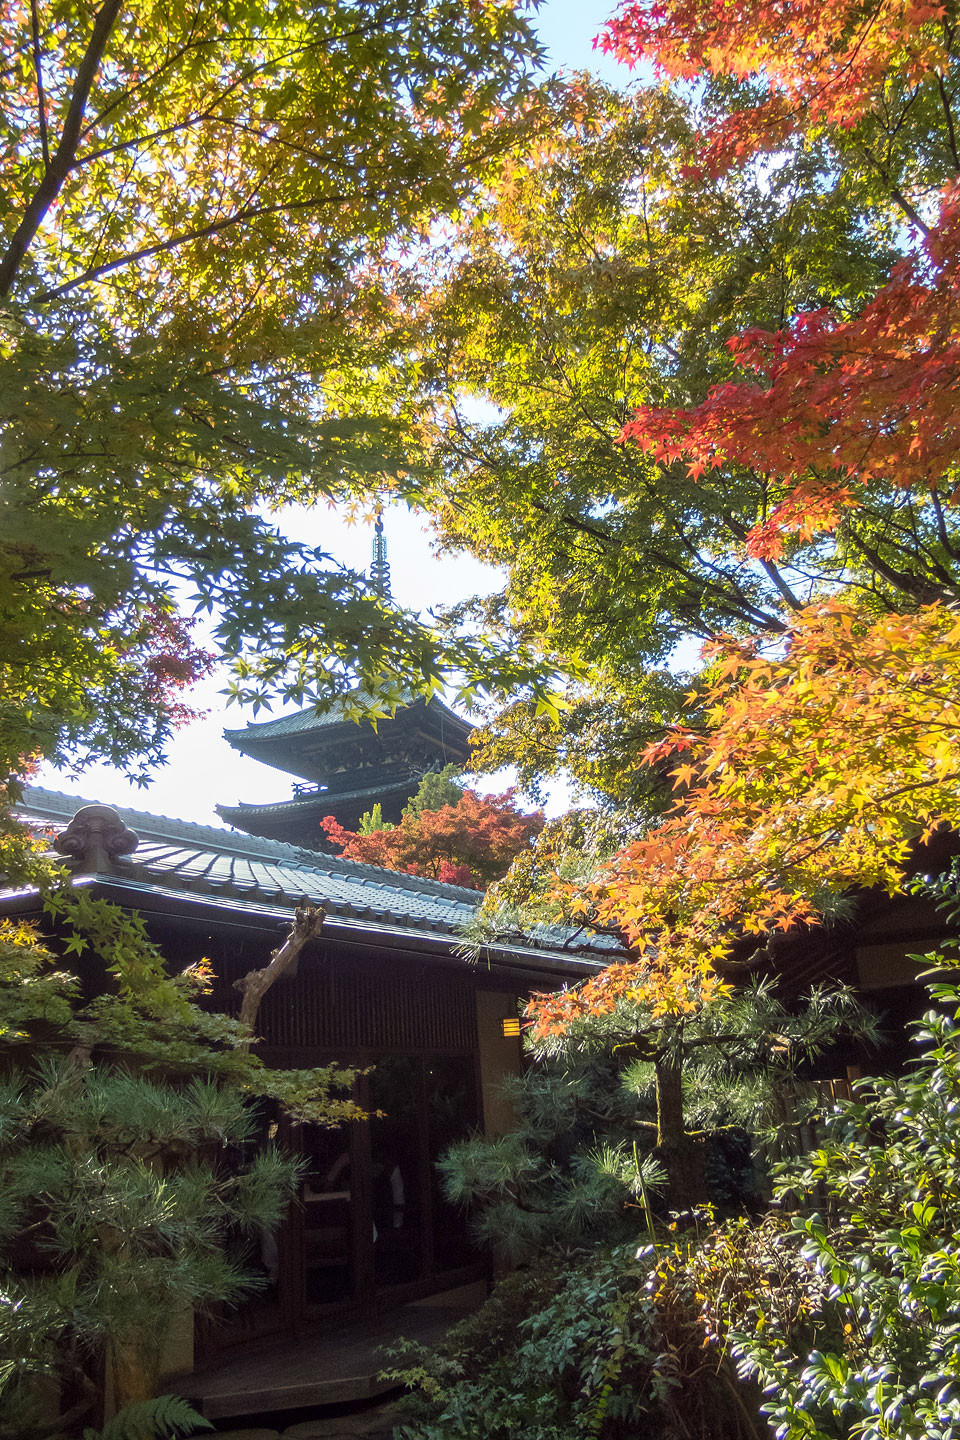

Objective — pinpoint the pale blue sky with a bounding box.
[36,0,635,827]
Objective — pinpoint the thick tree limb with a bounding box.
[0,0,124,297]
[234,901,326,1042]
[30,0,50,170]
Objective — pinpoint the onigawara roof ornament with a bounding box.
[53,804,139,874]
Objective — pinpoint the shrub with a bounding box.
[386,1242,759,1440]
[700,968,960,1440]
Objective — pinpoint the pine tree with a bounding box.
[440,980,876,1241]
[0,915,361,1436]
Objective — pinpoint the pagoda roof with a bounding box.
[217,782,396,823]
[216,777,412,826]
[223,694,473,748]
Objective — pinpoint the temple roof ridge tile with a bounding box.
[17,786,481,902]
[222,691,473,744]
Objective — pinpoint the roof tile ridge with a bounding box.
[19,786,335,866]
[280,842,481,902]
[222,696,352,740]
[18,785,481,903]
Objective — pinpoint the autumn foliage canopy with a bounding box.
[606,1,960,559]
[321,780,545,889]
[520,0,960,1034]
[529,602,960,1032]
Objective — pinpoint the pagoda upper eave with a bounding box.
[216,777,417,846]
[222,695,473,784]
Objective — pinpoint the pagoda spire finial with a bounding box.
[371,504,391,598]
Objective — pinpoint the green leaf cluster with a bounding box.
[0,1054,300,1437]
[704,959,960,1440]
[386,1240,752,1440]
[0,908,360,1434]
[0,0,561,800]
[84,1395,210,1440]
[394,69,960,801]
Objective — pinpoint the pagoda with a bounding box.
[216,515,474,849]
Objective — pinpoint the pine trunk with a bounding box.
[654,1050,706,1210]
[109,1334,161,1413]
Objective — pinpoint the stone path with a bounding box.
[177,1284,481,1422]
[211,1397,401,1440]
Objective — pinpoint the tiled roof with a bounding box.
[223,694,472,745]
[216,778,412,822]
[14,787,608,970]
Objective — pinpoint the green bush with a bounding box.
[700,968,960,1440]
[386,1243,758,1440]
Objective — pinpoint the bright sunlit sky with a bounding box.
[35,0,632,829]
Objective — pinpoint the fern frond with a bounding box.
[83,1393,211,1440]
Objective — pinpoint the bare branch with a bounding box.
[234,901,326,1041]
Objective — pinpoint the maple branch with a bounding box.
[234,901,326,1042]
[758,558,802,611]
[36,184,361,301]
[30,0,50,170]
[846,530,946,603]
[0,0,124,298]
[78,30,213,139]
[937,71,960,173]
[532,502,617,548]
[929,486,960,561]
[853,138,931,237]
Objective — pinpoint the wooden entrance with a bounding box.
[198,1048,483,1360]
[196,943,487,1360]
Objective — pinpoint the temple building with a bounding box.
[216,514,475,849]
[0,515,604,1418]
[8,785,604,1417]
[216,694,474,848]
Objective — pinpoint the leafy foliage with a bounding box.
[0,1052,300,1436]
[385,1241,756,1440]
[321,766,545,887]
[697,963,960,1440]
[84,1395,210,1440]
[603,0,956,180]
[375,0,960,825]
[403,76,902,701]
[0,913,359,1434]
[0,0,556,813]
[517,602,960,1028]
[441,976,872,1231]
[604,0,960,561]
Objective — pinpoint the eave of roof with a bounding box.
[222,693,473,747]
[13,786,612,974]
[215,778,414,823]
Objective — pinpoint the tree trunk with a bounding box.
[109,1334,161,1413]
[654,1050,707,1210]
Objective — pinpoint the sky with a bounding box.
[34,0,630,830]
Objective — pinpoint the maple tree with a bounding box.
[392,62,959,809]
[519,600,960,1018]
[601,0,960,563]
[445,600,949,1203]
[602,0,955,178]
[320,767,545,888]
[0,0,554,817]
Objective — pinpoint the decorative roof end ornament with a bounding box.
[53,804,139,874]
[371,505,391,599]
